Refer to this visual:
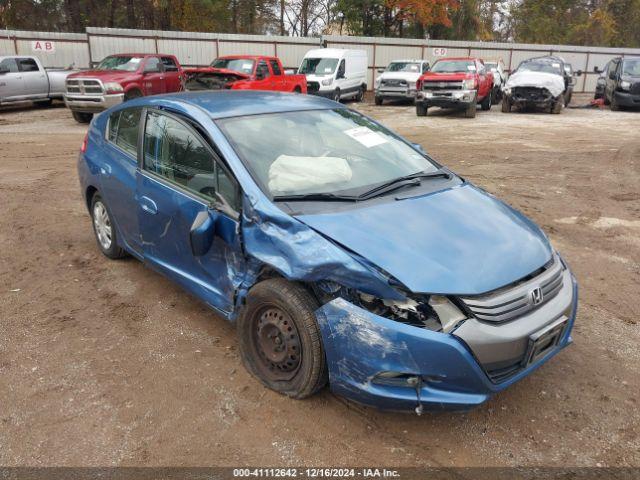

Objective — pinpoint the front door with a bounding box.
[0,58,24,102]
[137,108,244,314]
[17,57,48,98]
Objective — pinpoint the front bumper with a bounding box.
[64,93,124,113]
[614,90,640,107]
[375,88,417,100]
[416,89,476,109]
[315,273,578,413]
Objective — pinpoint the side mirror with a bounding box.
[576,70,583,77]
[0,66,9,75]
[593,66,602,74]
[190,210,216,256]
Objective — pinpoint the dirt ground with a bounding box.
[1,95,639,468]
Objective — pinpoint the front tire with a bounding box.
[480,91,492,111]
[72,111,93,124]
[551,97,564,114]
[124,89,142,101]
[237,279,327,399]
[501,97,512,113]
[416,103,428,116]
[90,194,126,259]
[610,95,620,111]
[375,96,383,106]
[464,101,477,118]
[332,89,341,103]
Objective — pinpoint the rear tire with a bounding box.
[72,111,93,124]
[480,91,492,111]
[464,101,477,118]
[501,97,512,113]
[375,96,383,106]
[293,86,302,94]
[416,103,428,117]
[237,279,328,399]
[90,193,126,259]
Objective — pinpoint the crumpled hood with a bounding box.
[377,71,422,83]
[296,184,553,296]
[505,71,565,97]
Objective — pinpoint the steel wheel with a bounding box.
[252,306,302,382]
[92,201,112,250]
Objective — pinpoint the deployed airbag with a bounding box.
[505,71,565,98]
[268,155,352,194]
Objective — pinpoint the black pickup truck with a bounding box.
[600,56,640,110]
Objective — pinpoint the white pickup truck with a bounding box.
[0,55,78,107]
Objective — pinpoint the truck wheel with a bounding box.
[124,89,142,101]
[551,98,564,114]
[416,103,428,117]
[237,278,328,399]
[90,193,126,259]
[72,111,93,124]
[293,86,302,94]
[332,89,341,103]
[501,97,511,113]
[355,86,365,102]
[480,91,492,111]
[464,102,477,118]
[610,95,620,111]
[375,96,383,106]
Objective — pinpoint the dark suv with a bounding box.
[602,56,640,110]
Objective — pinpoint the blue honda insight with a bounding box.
[78,91,578,413]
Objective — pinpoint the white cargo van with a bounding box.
[298,48,368,102]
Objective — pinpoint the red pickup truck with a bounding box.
[64,53,184,123]
[415,57,494,118]
[185,55,307,93]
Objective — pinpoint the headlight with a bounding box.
[104,82,124,93]
[462,78,476,90]
[620,80,631,90]
[321,77,333,86]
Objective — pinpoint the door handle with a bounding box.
[140,196,158,215]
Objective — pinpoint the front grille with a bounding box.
[307,81,319,93]
[630,82,640,95]
[422,81,462,91]
[381,79,407,87]
[460,255,564,324]
[513,86,551,101]
[66,78,104,95]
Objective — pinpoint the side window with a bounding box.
[256,61,270,80]
[337,60,345,77]
[0,58,19,73]
[144,57,162,73]
[17,58,39,72]
[161,57,178,72]
[269,60,282,76]
[143,110,238,208]
[107,107,141,156]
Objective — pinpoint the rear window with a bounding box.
[17,58,39,72]
[107,108,141,157]
[161,57,179,72]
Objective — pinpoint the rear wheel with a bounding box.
[375,96,383,106]
[501,97,512,113]
[72,111,93,124]
[416,103,428,117]
[480,91,492,111]
[90,194,126,259]
[293,86,302,94]
[237,279,327,399]
[464,101,477,118]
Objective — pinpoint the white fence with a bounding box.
[3,27,640,92]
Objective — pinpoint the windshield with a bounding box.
[517,59,563,75]
[299,58,339,76]
[217,109,439,197]
[623,58,640,76]
[431,60,476,73]
[211,58,255,74]
[96,56,144,72]
[387,62,421,73]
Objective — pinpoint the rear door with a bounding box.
[137,108,244,313]
[254,59,276,90]
[17,57,48,98]
[476,60,491,99]
[0,58,24,102]
[142,57,166,95]
[161,56,183,92]
[268,59,286,91]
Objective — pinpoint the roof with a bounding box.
[147,90,342,119]
[217,55,277,60]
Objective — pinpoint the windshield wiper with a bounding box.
[272,192,359,202]
[357,170,451,200]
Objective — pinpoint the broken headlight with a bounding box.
[313,281,466,333]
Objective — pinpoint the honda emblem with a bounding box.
[530,287,544,305]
